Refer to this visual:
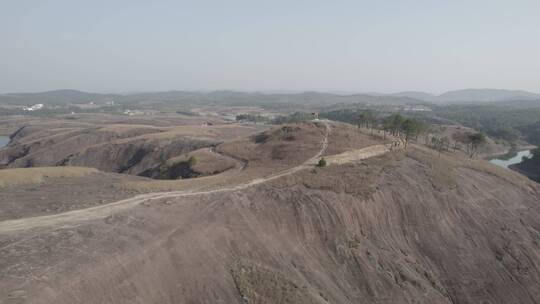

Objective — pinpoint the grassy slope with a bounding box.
[0,166,98,187]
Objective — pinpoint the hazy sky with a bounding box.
[1,0,539,94]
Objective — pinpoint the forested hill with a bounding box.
[433,103,540,145]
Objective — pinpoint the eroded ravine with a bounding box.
[0,121,393,233]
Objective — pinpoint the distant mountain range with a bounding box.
[0,89,425,107]
[1,88,539,106]
[0,89,117,105]
[390,89,540,103]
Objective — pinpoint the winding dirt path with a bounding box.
[208,145,247,172]
[0,121,393,234]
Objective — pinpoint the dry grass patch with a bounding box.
[117,178,213,192]
[218,122,325,173]
[98,124,162,132]
[124,124,267,143]
[0,166,98,188]
[406,144,535,190]
[323,122,383,156]
[167,149,238,175]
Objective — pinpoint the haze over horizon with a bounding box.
[2,1,540,93]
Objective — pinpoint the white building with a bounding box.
[22,104,44,111]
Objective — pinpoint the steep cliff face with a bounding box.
[2,145,539,304]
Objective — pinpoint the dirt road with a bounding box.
[0,121,393,233]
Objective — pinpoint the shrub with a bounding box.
[253,133,270,143]
[188,156,198,167]
[317,157,327,167]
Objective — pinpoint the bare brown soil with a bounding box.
[217,122,327,177]
[115,121,329,192]
[0,116,266,177]
[0,172,142,221]
[0,118,539,304]
[323,122,382,155]
[169,148,240,176]
[0,167,98,188]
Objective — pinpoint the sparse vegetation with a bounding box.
[188,155,198,167]
[0,167,98,188]
[433,104,540,145]
[1,106,539,304]
[253,132,270,143]
[322,110,429,147]
[272,112,312,124]
[235,114,270,123]
[430,136,451,156]
[356,110,377,130]
[452,132,486,158]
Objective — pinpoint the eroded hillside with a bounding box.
[0,121,539,304]
[0,116,266,176]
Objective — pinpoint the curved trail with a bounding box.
[208,145,248,172]
[0,121,392,234]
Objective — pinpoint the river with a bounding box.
[489,150,532,168]
[0,136,9,148]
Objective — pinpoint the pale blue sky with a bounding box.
[1,0,539,93]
